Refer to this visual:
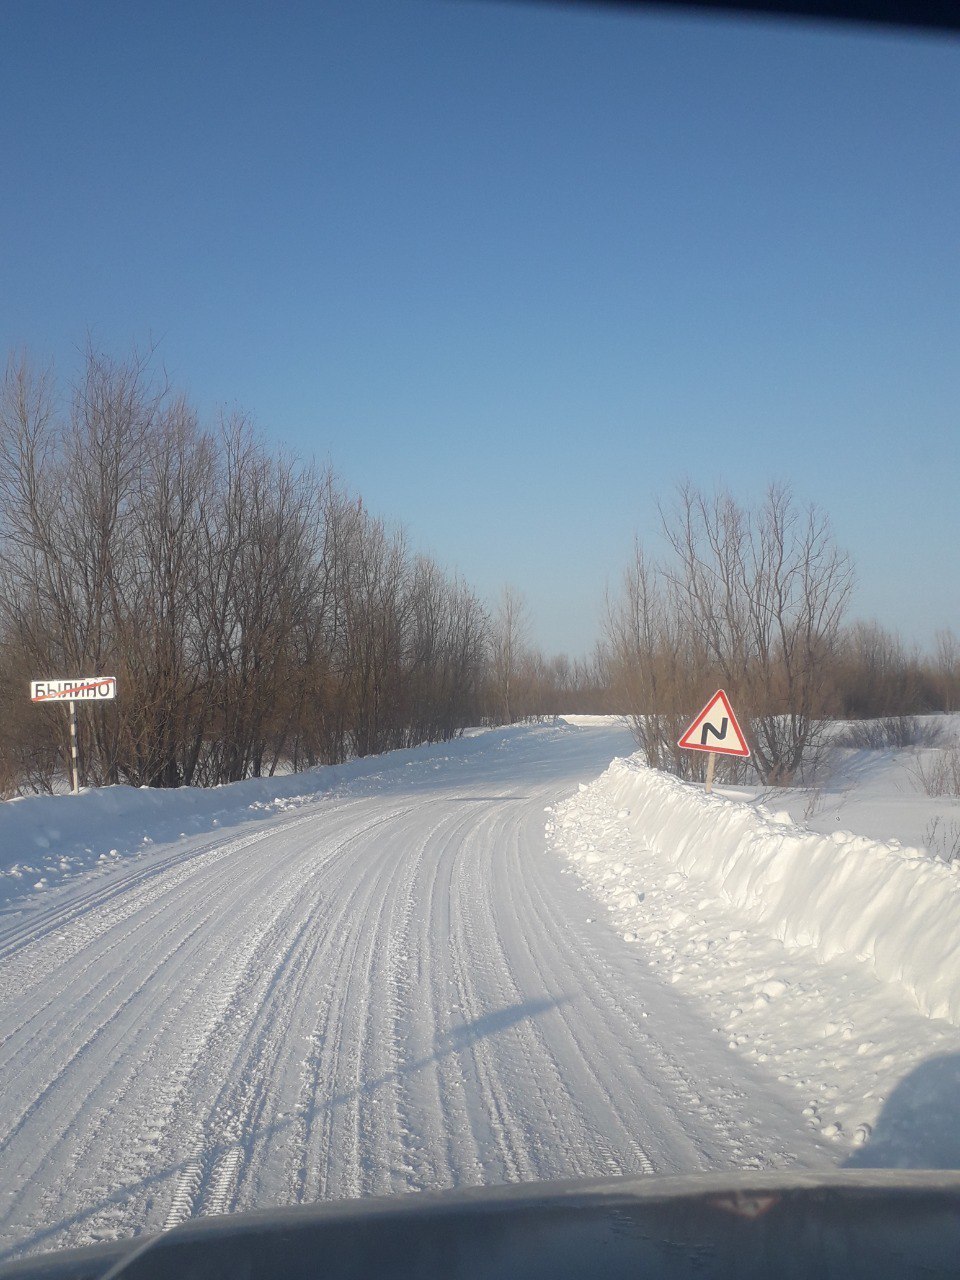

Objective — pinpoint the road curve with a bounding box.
[0,725,831,1260]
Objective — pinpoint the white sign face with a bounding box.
[678,688,750,757]
[31,677,117,702]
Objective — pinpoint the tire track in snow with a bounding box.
[356,805,492,1196]
[445,837,537,1185]
[0,905,219,1156]
[155,805,419,1226]
[337,818,423,1199]
[188,848,379,1217]
[287,804,490,1202]
[401,807,487,1190]
[356,821,429,1195]
[0,808,328,967]
[504,800,696,1170]
[36,858,313,1246]
[0,805,412,1254]
[286,849,389,1203]
[0,812,330,1162]
[286,807,431,1204]
[493,803,688,1175]
[0,831,287,1118]
[0,811,327,1023]
[90,806,402,1238]
[451,804,630,1182]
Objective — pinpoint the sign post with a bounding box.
[678,688,750,793]
[30,678,117,795]
[67,699,79,796]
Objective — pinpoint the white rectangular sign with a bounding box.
[31,677,117,702]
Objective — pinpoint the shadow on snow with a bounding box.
[3,996,567,1261]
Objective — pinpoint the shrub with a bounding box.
[923,817,960,863]
[913,746,960,798]
[834,716,944,751]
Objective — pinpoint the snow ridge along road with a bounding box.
[0,724,832,1261]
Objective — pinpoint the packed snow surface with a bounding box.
[1,721,957,1262]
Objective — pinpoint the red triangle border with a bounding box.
[678,689,751,757]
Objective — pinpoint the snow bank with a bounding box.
[578,756,960,1025]
[558,714,631,729]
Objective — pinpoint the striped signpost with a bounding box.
[30,678,117,795]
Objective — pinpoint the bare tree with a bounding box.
[933,629,960,714]
[0,347,163,786]
[489,585,530,724]
[0,344,501,793]
[662,483,854,783]
[606,484,853,785]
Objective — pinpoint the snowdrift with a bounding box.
[582,756,960,1026]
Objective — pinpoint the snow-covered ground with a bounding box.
[549,716,960,1170]
[0,733,505,915]
[1,718,958,1262]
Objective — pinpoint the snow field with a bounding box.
[548,755,960,1165]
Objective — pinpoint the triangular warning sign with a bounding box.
[678,689,750,757]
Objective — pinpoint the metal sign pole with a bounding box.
[68,699,79,796]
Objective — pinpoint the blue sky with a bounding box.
[2,0,957,656]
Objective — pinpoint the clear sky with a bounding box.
[2,0,957,657]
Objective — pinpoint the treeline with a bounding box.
[603,483,960,785]
[0,350,493,793]
[832,621,960,720]
[2,350,954,797]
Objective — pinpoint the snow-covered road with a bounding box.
[0,725,833,1261]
